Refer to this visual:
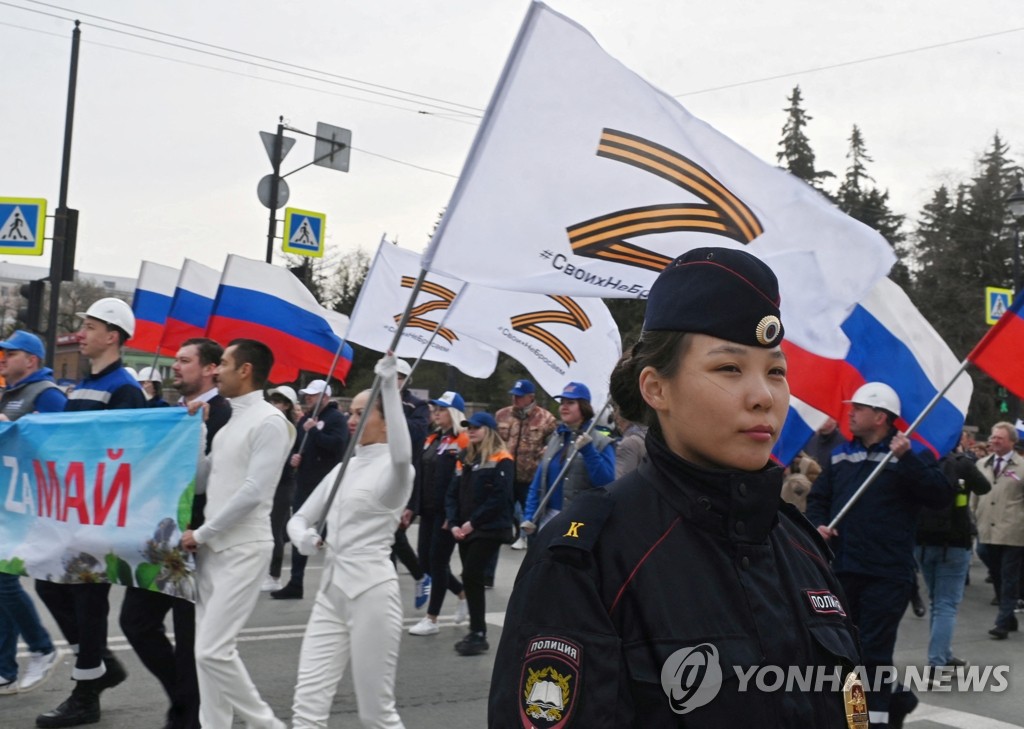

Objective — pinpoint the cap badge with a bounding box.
[755,315,782,346]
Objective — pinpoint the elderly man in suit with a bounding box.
[973,421,1024,640]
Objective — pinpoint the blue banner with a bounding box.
[0,409,202,601]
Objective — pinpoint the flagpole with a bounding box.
[827,358,972,530]
[313,268,428,534]
[293,315,356,459]
[520,396,612,535]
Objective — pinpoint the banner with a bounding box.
[422,1,895,358]
[0,410,202,601]
[347,241,499,379]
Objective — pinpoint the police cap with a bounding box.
[642,247,784,348]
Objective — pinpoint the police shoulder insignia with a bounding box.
[803,589,847,617]
[519,636,581,729]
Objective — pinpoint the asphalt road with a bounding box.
[5,528,1024,728]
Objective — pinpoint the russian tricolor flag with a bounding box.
[969,291,1024,398]
[131,261,179,355]
[775,277,972,464]
[207,255,353,384]
[161,259,220,352]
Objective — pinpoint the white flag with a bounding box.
[346,241,499,379]
[423,2,896,358]
[446,282,622,408]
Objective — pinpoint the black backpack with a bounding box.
[915,454,977,548]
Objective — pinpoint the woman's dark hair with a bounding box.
[577,399,595,423]
[608,331,690,434]
[267,392,296,422]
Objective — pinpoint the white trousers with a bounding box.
[291,579,405,729]
[195,541,283,729]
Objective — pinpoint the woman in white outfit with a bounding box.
[288,354,414,729]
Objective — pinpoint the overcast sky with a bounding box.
[2,0,1023,279]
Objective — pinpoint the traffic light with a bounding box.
[53,207,78,282]
[16,279,46,334]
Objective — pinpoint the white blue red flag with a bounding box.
[207,255,353,384]
[131,261,178,355]
[161,259,221,352]
[968,291,1024,399]
[781,278,972,460]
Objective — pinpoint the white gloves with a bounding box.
[374,354,398,381]
[296,527,324,556]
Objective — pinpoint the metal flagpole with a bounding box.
[827,358,972,530]
[520,396,613,535]
[293,315,356,459]
[314,268,428,534]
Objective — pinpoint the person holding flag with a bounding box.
[490,247,863,727]
[807,383,952,727]
[287,353,414,729]
[521,382,615,530]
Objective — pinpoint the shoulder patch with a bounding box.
[544,489,614,553]
[519,636,581,728]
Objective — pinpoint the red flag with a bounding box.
[969,292,1024,398]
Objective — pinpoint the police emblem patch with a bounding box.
[755,315,782,346]
[804,589,847,617]
[519,636,581,729]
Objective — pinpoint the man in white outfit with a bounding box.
[181,339,295,729]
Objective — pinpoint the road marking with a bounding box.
[908,703,1023,728]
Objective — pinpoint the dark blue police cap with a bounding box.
[642,247,784,348]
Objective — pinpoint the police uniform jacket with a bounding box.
[806,429,953,582]
[489,433,862,728]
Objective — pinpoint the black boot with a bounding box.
[455,631,490,656]
[36,685,101,728]
[91,653,127,693]
[271,582,303,600]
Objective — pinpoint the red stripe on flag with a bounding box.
[970,307,1024,399]
[206,316,352,384]
[130,321,176,356]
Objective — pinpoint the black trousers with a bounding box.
[269,475,294,578]
[35,581,110,675]
[119,588,199,729]
[390,527,423,579]
[458,538,502,634]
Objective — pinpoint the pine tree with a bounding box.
[776,86,833,192]
[835,125,908,285]
[908,133,1023,427]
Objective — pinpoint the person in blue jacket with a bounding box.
[807,382,954,729]
[523,382,615,531]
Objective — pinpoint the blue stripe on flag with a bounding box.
[132,290,172,325]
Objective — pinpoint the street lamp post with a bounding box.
[1003,182,1024,421]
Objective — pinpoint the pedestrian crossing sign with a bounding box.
[282,208,325,258]
[0,197,47,255]
[986,286,1013,325]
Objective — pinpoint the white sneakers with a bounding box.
[0,676,17,695]
[409,617,439,636]
[261,576,283,592]
[454,599,469,626]
[20,650,59,692]
[510,536,528,550]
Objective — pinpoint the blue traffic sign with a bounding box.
[282,207,325,258]
[0,197,47,255]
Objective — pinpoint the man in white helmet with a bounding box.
[807,382,953,729]
[35,297,147,728]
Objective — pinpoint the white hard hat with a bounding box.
[267,385,299,405]
[124,366,139,380]
[136,366,160,382]
[76,297,136,338]
[845,382,901,417]
[396,359,412,378]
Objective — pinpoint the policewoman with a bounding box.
[489,248,865,728]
